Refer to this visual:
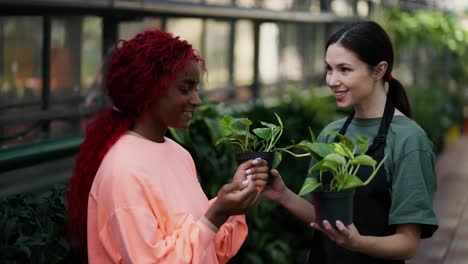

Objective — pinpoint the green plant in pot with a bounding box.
[216,113,307,184]
[297,131,387,228]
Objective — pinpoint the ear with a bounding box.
[373,61,388,81]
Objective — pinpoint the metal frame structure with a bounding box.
[0,0,363,194]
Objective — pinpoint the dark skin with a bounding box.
[132,60,269,229]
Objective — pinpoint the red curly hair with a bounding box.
[66,29,205,261]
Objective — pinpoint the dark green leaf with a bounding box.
[350,155,376,167]
[299,177,321,196]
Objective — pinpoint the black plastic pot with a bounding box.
[236,152,274,184]
[312,188,355,228]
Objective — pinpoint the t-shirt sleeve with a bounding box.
[388,149,438,238]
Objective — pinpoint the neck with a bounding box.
[354,83,387,118]
[131,114,167,143]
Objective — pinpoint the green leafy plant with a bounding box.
[0,184,70,263]
[298,131,387,195]
[216,113,307,168]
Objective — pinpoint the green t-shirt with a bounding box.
[312,115,438,238]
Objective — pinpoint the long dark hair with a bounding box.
[66,29,205,261]
[326,21,412,118]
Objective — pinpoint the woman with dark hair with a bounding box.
[67,29,269,263]
[263,21,438,263]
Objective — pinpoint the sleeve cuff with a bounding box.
[199,215,219,233]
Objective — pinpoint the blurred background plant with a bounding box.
[0,184,69,264]
[377,8,468,152]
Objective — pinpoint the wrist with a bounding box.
[205,201,229,229]
[277,188,293,206]
[351,234,366,252]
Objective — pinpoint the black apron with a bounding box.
[309,97,405,264]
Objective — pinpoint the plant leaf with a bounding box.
[350,155,376,167]
[326,131,354,151]
[356,136,369,154]
[310,143,335,159]
[308,127,317,143]
[337,174,364,190]
[273,151,282,169]
[298,177,321,196]
[259,121,277,129]
[308,159,325,173]
[330,143,354,159]
[323,153,347,166]
[253,127,273,140]
[322,160,340,173]
[274,112,284,128]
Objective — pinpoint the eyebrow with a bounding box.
[183,79,199,86]
[324,61,352,68]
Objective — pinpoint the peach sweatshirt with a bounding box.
[87,133,247,263]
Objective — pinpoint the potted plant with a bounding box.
[216,113,307,184]
[297,131,387,228]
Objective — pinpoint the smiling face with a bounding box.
[325,44,379,111]
[132,60,202,142]
[150,60,202,132]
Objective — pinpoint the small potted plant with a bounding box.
[297,131,387,228]
[216,113,307,184]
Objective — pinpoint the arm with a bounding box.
[208,158,270,264]
[356,224,421,259]
[263,169,316,224]
[312,221,421,260]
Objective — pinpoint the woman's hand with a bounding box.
[262,169,289,203]
[310,220,362,252]
[233,158,269,192]
[205,181,260,228]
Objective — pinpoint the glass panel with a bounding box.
[50,17,82,100]
[0,17,43,108]
[278,23,302,82]
[204,19,230,90]
[49,16,103,139]
[118,18,162,40]
[81,17,103,96]
[236,0,256,8]
[331,0,353,16]
[259,22,279,85]
[262,0,292,10]
[166,18,203,53]
[0,17,43,147]
[205,0,232,5]
[234,20,253,86]
[357,0,369,17]
[165,0,203,3]
[313,24,327,81]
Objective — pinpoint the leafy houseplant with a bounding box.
[297,131,387,227]
[216,113,307,183]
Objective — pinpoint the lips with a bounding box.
[183,111,193,119]
[333,90,348,101]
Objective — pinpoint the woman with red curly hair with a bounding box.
[67,29,268,263]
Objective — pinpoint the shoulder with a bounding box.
[389,115,434,153]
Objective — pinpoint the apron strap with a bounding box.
[335,96,395,155]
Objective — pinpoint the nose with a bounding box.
[326,71,340,88]
[190,91,202,107]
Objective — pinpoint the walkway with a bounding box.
[409,136,468,264]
